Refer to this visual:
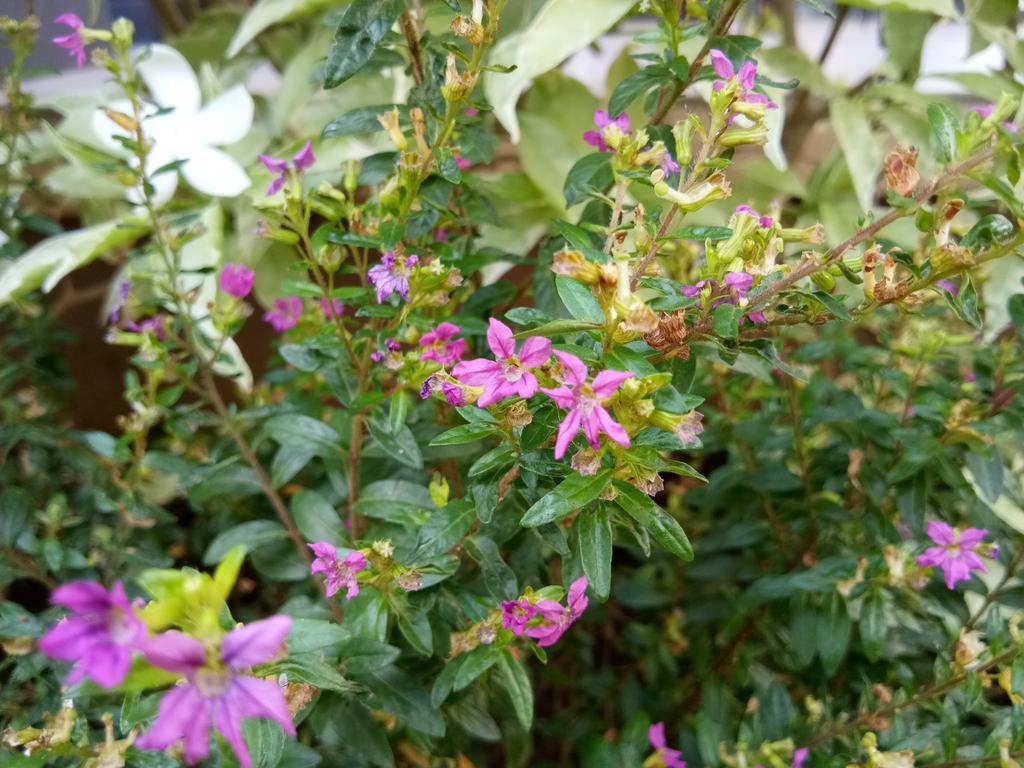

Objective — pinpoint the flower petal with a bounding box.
[540,385,574,409]
[193,85,254,146]
[486,317,516,359]
[518,335,552,367]
[143,630,206,674]
[552,350,587,386]
[648,722,667,749]
[180,146,251,198]
[221,615,291,669]
[592,369,633,398]
[554,408,582,459]
[925,520,955,546]
[50,580,112,614]
[596,405,630,448]
[709,49,734,79]
[232,675,297,735]
[137,684,206,753]
[957,527,988,548]
[213,695,250,768]
[136,44,201,115]
[452,358,502,386]
[38,617,104,661]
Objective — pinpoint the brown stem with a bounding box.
[400,9,425,85]
[5,547,57,588]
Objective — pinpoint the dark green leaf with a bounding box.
[609,64,672,116]
[613,481,694,561]
[564,152,613,207]
[323,0,403,88]
[927,102,959,163]
[521,469,614,527]
[576,509,613,600]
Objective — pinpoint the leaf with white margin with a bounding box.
[0,219,150,303]
[483,0,635,144]
[965,462,1024,535]
[981,254,1024,342]
[177,205,254,392]
[227,0,333,58]
[830,97,882,214]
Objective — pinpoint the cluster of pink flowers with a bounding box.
[259,141,315,196]
[500,576,589,647]
[453,318,551,406]
[709,49,777,109]
[309,542,368,599]
[917,520,997,589]
[681,270,766,325]
[371,337,403,367]
[38,581,294,768]
[368,251,419,303]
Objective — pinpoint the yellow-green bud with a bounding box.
[429,473,450,507]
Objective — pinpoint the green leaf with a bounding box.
[613,481,694,561]
[712,302,741,339]
[815,593,851,676]
[203,520,286,565]
[521,469,614,527]
[291,490,344,545]
[429,423,496,446]
[416,500,476,557]
[576,509,613,600]
[563,152,614,207]
[927,102,959,163]
[226,0,331,56]
[396,609,433,656]
[322,104,398,137]
[287,619,348,654]
[677,225,733,241]
[961,214,1015,250]
[966,451,1004,503]
[463,536,518,599]
[337,638,400,674]
[366,418,424,469]
[807,290,853,321]
[512,318,603,338]
[494,650,534,730]
[238,719,286,768]
[830,97,883,213]
[453,644,501,692]
[268,656,356,694]
[609,64,672,116]
[263,414,342,459]
[859,591,886,662]
[354,480,435,524]
[323,0,403,89]
[555,276,604,323]
[357,668,446,737]
[313,698,394,768]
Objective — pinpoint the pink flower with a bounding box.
[583,110,631,152]
[136,617,295,768]
[263,296,302,331]
[464,107,479,117]
[452,318,552,407]
[38,581,146,688]
[53,13,87,68]
[320,297,344,318]
[219,263,255,298]
[708,49,776,108]
[368,251,419,303]
[259,140,316,196]
[648,722,687,768]
[419,322,466,366]
[723,270,753,298]
[792,747,809,768]
[541,351,633,459]
[441,380,465,406]
[501,598,538,635]
[126,315,168,340]
[308,542,368,599]
[109,280,131,324]
[917,521,994,589]
[434,228,448,242]
[455,155,472,170]
[524,577,589,647]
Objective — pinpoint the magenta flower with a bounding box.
[724,271,754,301]
[649,722,687,768]
[452,318,552,407]
[126,315,168,340]
[368,251,419,303]
[937,279,959,296]
[681,278,714,298]
[971,104,1015,130]
[583,110,631,152]
[53,13,87,68]
[109,280,131,324]
[263,296,302,332]
[441,380,465,406]
[38,580,146,688]
[308,542,368,599]
[917,521,994,589]
[435,228,449,242]
[136,616,295,768]
[259,140,316,196]
[540,351,633,459]
[419,322,466,366]
[455,155,472,171]
[792,747,809,768]
[709,49,776,108]
[524,576,589,647]
[320,297,344,318]
[219,263,255,298]
[501,598,538,635]
[661,153,681,175]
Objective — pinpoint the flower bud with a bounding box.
[372,539,394,559]
[719,125,768,147]
[110,16,134,49]
[377,108,408,151]
[810,270,836,292]
[655,172,731,212]
[732,99,766,121]
[883,145,919,197]
[441,54,477,104]
[317,244,343,273]
[256,220,300,245]
[671,119,694,167]
[929,243,973,273]
[505,400,533,428]
[103,108,137,133]
[779,223,825,244]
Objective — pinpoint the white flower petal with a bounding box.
[194,85,254,146]
[136,43,201,115]
[180,146,251,198]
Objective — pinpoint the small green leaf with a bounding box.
[429,423,496,446]
[323,0,403,89]
[613,481,694,561]
[521,469,614,527]
[608,64,672,116]
[859,591,887,662]
[291,490,344,545]
[576,509,613,600]
[563,152,613,207]
[961,214,1015,250]
[367,419,424,469]
[808,290,853,321]
[322,104,399,137]
[927,102,959,163]
[555,275,604,323]
[495,650,533,730]
[712,303,741,339]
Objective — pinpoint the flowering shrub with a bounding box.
[2,1,1024,767]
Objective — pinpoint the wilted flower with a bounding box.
[524,577,590,647]
[571,448,602,476]
[263,296,302,332]
[109,280,131,324]
[53,13,87,68]
[647,722,686,768]
[441,380,465,406]
[125,315,168,340]
[219,263,255,298]
[917,520,995,589]
[368,251,419,303]
[501,598,538,635]
[38,581,146,688]
[541,351,633,459]
[883,146,919,197]
[584,110,630,152]
[452,318,552,407]
[308,542,368,599]
[136,617,295,768]
[419,322,466,366]
[260,140,316,196]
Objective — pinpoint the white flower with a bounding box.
[93,44,253,207]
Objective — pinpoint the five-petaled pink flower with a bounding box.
[263,296,303,332]
[917,521,994,590]
[648,722,687,768]
[541,351,633,459]
[38,580,146,688]
[259,141,316,196]
[219,263,255,298]
[452,318,552,407]
[524,576,589,647]
[419,322,466,366]
[308,542,368,599]
[584,110,630,152]
[53,13,87,68]
[136,616,295,768]
[709,49,776,108]
[792,747,810,768]
[368,251,419,304]
[501,597,538,635]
